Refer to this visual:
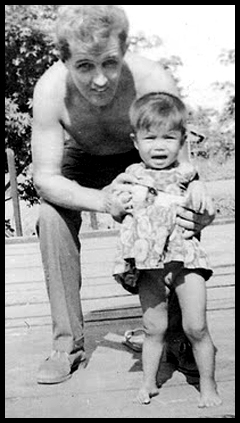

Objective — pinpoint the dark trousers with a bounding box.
[38,200,84,353]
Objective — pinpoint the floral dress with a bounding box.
[113,161,213,293]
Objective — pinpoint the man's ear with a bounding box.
[122,39,130,56]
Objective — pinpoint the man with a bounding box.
[32,5,214,384]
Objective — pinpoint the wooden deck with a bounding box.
[5,221,235,330]
[5,221,235,418]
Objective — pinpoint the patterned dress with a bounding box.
[113,161,213,293]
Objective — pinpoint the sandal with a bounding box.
[122,328,145,352]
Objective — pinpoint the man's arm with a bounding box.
[31,77,109,213]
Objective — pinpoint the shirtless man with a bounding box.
[31,5,215,385]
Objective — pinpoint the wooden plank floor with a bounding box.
[5,220,235,419]
[5,222,235,329]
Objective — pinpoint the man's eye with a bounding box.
[103,59,119,69]
[77,63,94,72]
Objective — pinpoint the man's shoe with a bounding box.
[37,349,86,384]
[166,335,199,377]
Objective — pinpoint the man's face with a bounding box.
[65,36,126,107]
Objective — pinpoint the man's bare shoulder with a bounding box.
[125,51,179,97]
[33,61,68,121]
[33,60,67,104]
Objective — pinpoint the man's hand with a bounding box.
[176,196,215,239]
[102,173,136,222]
[186,180,209,213]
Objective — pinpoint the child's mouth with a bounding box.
[152,155,168,161]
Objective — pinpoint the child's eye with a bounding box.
[166,137,177,141]
[144,135,156,140]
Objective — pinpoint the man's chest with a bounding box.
[64,111,133,155]
[62,83,135,155]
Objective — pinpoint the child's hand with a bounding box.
[117,191,133,213]
[186,180,211,213]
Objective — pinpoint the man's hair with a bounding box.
[55,5,129,61]
[130,92,188,141]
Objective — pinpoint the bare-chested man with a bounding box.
[31,5,214,388]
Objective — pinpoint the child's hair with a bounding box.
[55,5,129,61]
[130,92,188,141]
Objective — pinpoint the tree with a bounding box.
[185,48,235,161]
[129,32,163,51]
[219,48,235,66]
[211,49,235,159]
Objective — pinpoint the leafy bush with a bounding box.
[187,50,235,162]
[5,218,15,237]
[18,167,41,206]
[5,5,59,204]
[5,97,32,172]
[5,5,59,114]
[187,104,235,162]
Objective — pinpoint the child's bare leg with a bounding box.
[176,271,222,408]
[137,270,168,404]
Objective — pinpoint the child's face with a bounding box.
[134,126,183,170]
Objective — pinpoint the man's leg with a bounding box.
[166,288,198,375]
[37,200,85,384]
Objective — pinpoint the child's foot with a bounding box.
[137,385,159,405]
[198,387,222,408]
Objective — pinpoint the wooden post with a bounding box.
[6,148,23,236]
[90,211,99,230]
